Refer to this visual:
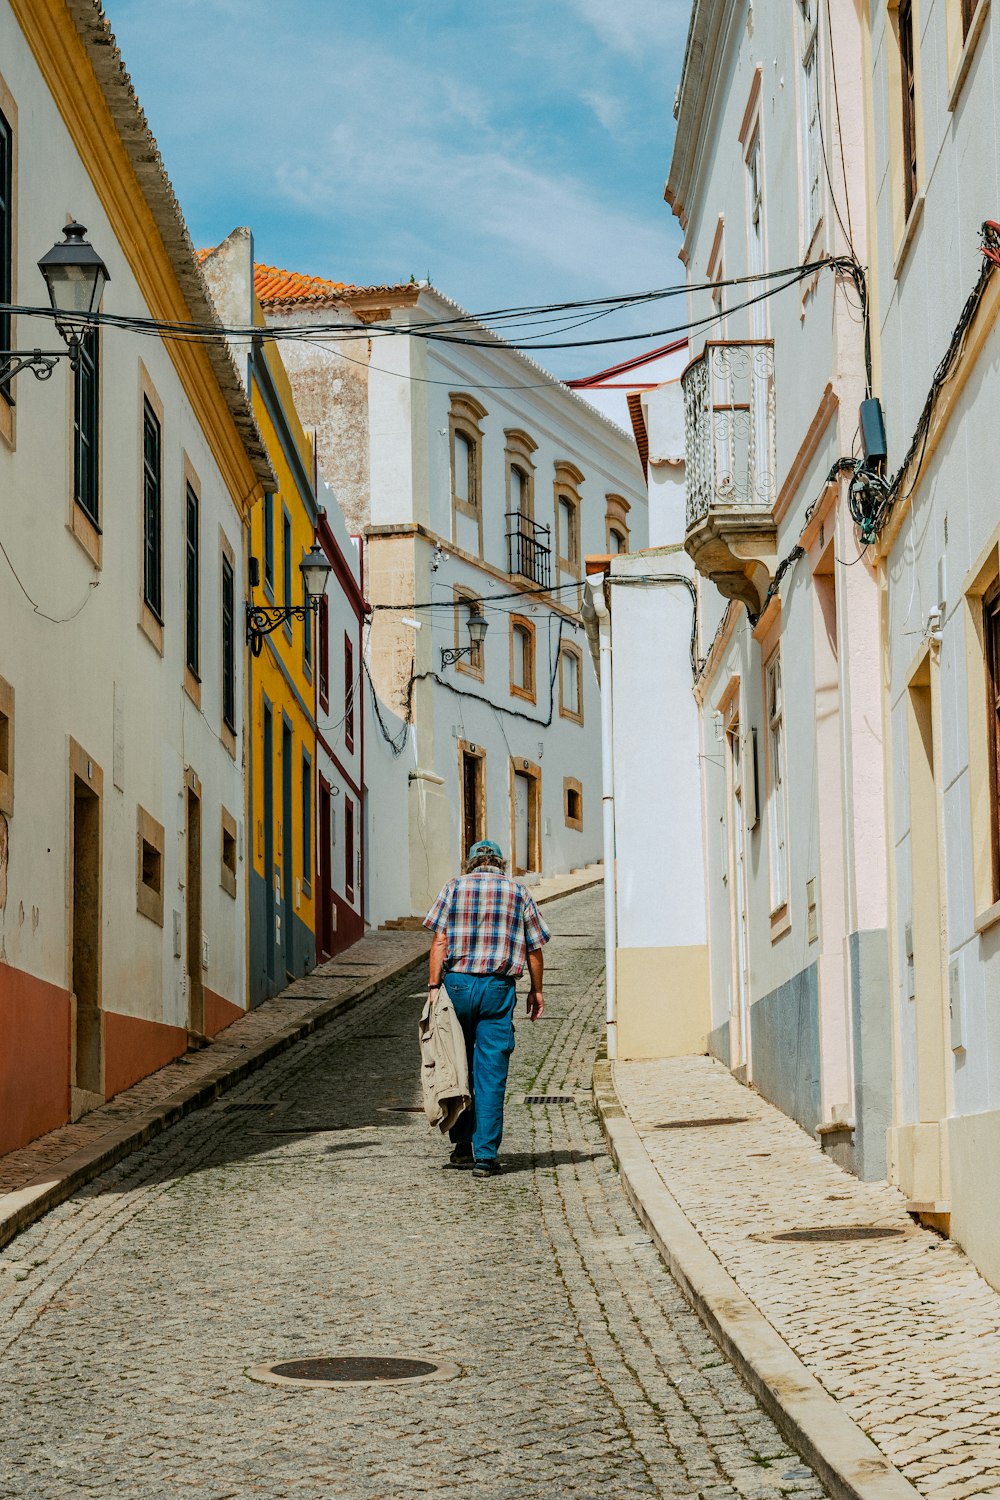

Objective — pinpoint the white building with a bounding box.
[0,0,273,1152]
[661,0,890,1179]
[257,271,648,918]
[865,0,1000,1283]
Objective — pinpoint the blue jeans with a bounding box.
[443,971,517,1162]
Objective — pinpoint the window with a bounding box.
[453,587,484,679]
[962,0,982,41]
[985,583,1000,903]
[799,0,822,242]
[449,393,487,556]
[185,482,200,677]
[766,653,789,909]
[220,806,237,899]
[303,554,313,674]
[510,465,528,519]
[136,807,165,926]
[605,494,631,555]
[282,507,292,634]
[559,641,584,724]
[746,128,766,338]
[318,595,330,709]
[73,328,99,525]
[344,795,355,901]
[510,615,535,701]
[0,106,12,399]
[221,553,236,732]
[142,399,162,619]
[302,753,312,893]
[344,634,355,752]
[564,777,583,832]
[558,496,579,570]
[899,0,918,219]
[0,674,13,818]
[263,491,274,591]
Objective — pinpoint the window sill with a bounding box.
[948,1,990,113]
[893,191,925,281]
[558,707,584,726]
[974,898,1000,936]
[221,720,237,761]
[139,603,164,656]
[184,667,202,710]
[511,683,536,704]
[564,813,583,833]
[0,389,13,451]
[220,867,237,899]
[770,903,791,942]
[68,502,102,569]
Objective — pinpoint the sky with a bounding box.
[108,0,691,379]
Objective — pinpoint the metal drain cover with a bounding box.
[769,1226,906,1243]
[523,1094,578,1105]
[654,1116,751,1129]
[247,1354,460,1389]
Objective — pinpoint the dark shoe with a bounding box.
[472,1158,501,1179]
[444,1146,474,1170]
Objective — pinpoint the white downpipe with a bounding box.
[590,577,617,1059]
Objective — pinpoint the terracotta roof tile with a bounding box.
[253,263,418,307]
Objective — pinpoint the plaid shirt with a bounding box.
[423,871,551,977]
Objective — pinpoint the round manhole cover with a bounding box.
[247,1354,460,1389]
[770,1226,906,1243]
[654,1116,751,1129]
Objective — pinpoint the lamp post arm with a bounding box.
[0,348,74,393]
[245,600,317,657]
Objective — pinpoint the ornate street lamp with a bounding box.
[1,222,110,392]
[441,607,489,669]
[246,541,333,657]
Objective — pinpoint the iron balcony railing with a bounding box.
[506,513,552,589]
[681,340,776,531]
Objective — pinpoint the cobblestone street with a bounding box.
[0,891,826,1500]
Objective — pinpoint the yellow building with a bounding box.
[202,230,320,1004]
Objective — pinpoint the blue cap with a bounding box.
[468,839,503,861]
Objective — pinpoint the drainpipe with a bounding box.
[583,573,617,1060]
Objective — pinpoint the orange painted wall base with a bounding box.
[0,963,71,1156]
[103,1011,187,1101]
[204,986,244,1038]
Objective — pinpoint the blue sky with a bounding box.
[109,0,691,378]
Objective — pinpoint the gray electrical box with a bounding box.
[860,397,888,469]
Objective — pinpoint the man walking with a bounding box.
[423,839,550,1178]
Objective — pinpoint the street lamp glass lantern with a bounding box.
[467,612,489,646]
[37,221,110,329]
[299,543,333,602]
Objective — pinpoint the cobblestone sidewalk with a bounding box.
[615,1057,1000,1500]
[0,890,828,1500]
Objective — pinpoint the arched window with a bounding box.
[449,393,487,556]
[605,494,631,555]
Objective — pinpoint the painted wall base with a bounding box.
[849,928,892,1180]
[888,1119,950,1205]
[0,963,71,1155]
[949,1108,1000,1294]
[749,963,821,1137]
[707,1019,730,1066]
[104,1011,188,1100]
[615,944,710,1060]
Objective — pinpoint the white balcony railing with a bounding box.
[682,341,776,531]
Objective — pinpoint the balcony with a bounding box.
[682,340,778,616]
[506,513,552,590]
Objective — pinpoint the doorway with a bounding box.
[262,700,275,984]
[459,741,486,864]
[185,769,204,1038]
[281,717,294,982]
[318,776,333,960]
[69,743,102,1104]
[726,712,752,1075]
[907,657,950,1138]
[511,759,541,876]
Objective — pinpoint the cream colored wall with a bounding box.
[616,946,710,1060]
[0,4,248,1036]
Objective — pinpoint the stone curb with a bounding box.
[0,947,429,1254]
[592,1058,922,1500]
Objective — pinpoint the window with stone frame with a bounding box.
[558,640,584,724]
[510,615,536,702]
[449,393,487,557]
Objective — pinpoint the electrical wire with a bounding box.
[0,534,99,623]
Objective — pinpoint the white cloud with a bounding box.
[562,0,690,63]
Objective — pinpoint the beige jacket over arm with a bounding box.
[418,988,470,1133]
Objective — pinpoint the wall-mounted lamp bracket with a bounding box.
[246,601,317,657]
[0,348,75,393]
